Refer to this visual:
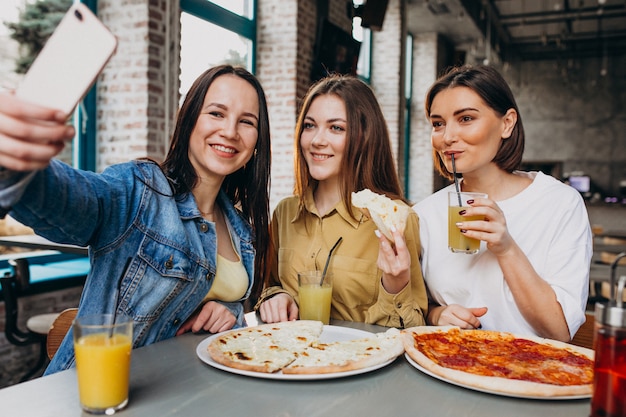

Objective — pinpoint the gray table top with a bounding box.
[0,316,592,417]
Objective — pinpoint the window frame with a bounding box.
[180,0,257,73]
[76,1,258,172]
[73,0,98,172]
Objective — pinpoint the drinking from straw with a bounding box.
[451,154,462,206]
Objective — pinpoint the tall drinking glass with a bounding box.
[73,314,133,414]
[298,271,333,325]
[448,191,487,254]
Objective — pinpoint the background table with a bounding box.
[0,234,88,255]
[0,318,593,417]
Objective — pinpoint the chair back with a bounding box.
[0,258,43,346]
[47,308,78,359]
[570,313,595,350]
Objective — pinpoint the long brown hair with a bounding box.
[294,74,406,218]
[425,64,525,180]
[160,65,271,306]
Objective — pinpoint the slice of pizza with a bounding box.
[351,189,410,240]
[282,328,404,374]
[401,326,594,398]
[207,320,324,373]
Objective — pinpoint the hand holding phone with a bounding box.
[15,3,117,117]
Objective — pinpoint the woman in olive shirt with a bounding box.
[255,75,427,328]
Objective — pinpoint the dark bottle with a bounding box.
[591,253,626,417]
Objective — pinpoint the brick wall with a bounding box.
[370,0,403,179]
[96,0,178,170]
[0,286,83,388]
[257,0,300,210]
[408,33,439,203]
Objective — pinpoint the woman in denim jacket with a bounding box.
[0,65,271,374]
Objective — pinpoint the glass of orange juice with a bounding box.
[73,314,133,414]
[298,271,333,324]
[448,191,487,254]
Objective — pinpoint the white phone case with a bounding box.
[15,3,117,116]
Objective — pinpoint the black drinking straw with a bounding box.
[451,154,463,206]
[110,257,132,337]
[320,237,343,286]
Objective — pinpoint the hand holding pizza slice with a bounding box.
[351,189,410,241]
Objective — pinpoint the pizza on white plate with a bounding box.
[401,326,594,398]
[207,320,404,375]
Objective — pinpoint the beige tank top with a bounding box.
[204,254,248,303]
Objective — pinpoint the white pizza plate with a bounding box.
[196,325,396,380]
[404,354,591,400]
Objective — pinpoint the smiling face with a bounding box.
[188,74,259,184]
[429,86,517,179]
[300,94,347,189]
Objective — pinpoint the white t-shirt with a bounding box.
[413,171,592,339]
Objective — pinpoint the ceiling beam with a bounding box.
[499,4,626,27]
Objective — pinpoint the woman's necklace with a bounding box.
[200,206,218,222]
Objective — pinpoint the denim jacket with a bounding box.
[0,160,255,374]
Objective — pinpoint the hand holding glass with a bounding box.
[73,314,133,414]
[298,271,333,324]
[448,191,487,254]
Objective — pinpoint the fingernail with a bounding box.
[374,230,382,238]
[460,229,467,233]
[467,199,474,204]
[459,210,466,215]
[390,225,397,232]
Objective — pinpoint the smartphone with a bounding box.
[15,3,117,116]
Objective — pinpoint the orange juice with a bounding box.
[299,283,333,324]
[75,332,132,411]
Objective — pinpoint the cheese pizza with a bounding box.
[207,320,403,375]
[282,329,404,374]
[351,189,410,240]
[402,326,594,397]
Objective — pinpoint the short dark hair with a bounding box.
[425,64,525,180]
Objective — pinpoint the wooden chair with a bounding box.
[46,308,78,359]
[570,313,595,350]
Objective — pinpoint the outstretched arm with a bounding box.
[0,92,75,171]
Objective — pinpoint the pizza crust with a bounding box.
[401,326,594,398]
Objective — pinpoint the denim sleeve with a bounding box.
[217,301,246,328]
[0,169,37,218]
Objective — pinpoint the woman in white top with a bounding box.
[413,65,591,342]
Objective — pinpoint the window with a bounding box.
[403,33,413,192]
[68,0,98,171]
[179,0,256,104]
[1,0,94,170]
[352,0,371,82]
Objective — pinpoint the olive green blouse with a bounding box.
[256,190,427,328]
